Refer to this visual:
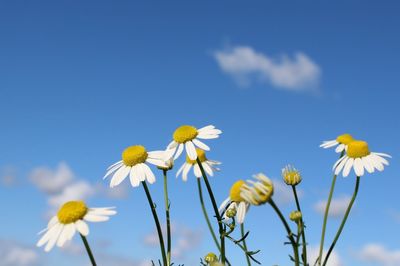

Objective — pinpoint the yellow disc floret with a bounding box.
[173,125,198,143]
[57,201,88,224]
[282,165,302,186]
[186,149,207,164]
[122,145,148,166]
[230,180,245,202]
[336,133,354,145]
[347,140,370,158]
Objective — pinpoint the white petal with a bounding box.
[197,125,215,132]
[236,202,247,224]
[202,162,214,176]
[192,139,210,151]
[84,214,110,222]
[167,141,178,150]
[219,197,231,213]
[335,144,345,153]
[343,158,354,177]
[75,220,89,236]
[146,158,167,168]
[371,153,389,166]
[193,164,202,177]
[129,167,141,187]
[197,133,219,140]
[110,165,130,187]
[104,162,123,179]
[374,152,392,158]
[335,156,349,175]
[362,156,374,173]
[56,226,69,247]
[176,163,186,177]
[182,163,191,181]
[47,216,59,229]
[333,155,347,170]
[354,158,364,176]
[135,164,146,182]
[37,222,61,247]
[107,160,123,170]
[185,141,197,160]
[89,208,116,216]
[142,164,156,184]
[64,223,76,241]
[174,144,184,160]
[369,155,384,171]
[147,150,166,160]
[44,224,63,252]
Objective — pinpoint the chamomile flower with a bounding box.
[320,133,355,153]
[282,165,302,186]
[176,148,221,181]
[333,140,391,177]
[104,145,172,187]
[219,180,250,224]
[37,201,116,252]
[241,173,274,206]
[167,125,222,161]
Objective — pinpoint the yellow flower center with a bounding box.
[57,201,88,224]
[282,165,302,186]
[122,145,148,166]
[336,133,354,145]
[186,149,207,164]
[173,125,198,143]
[347,140,370,158]
[230,180,245,202]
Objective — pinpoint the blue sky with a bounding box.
[1,1,399,265]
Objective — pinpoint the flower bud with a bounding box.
[282,165,302,186]
[289,210,302,222]
[225,208,237,218]
[204,252,218,263]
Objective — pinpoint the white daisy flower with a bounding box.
[104,145,172,187]
[320,133,355,153]
[37,201,116,252]
[241,173,274,206]
[333,140,391,177]
[167,125,222,161]
[176,148,221,181]
[219,180,250,224]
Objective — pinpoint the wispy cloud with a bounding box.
[214,45,321,91]
[314,196,351,217]
[0,239,40,266]
[355,243,400,266]
[272,178,303,205]
[308,245,343,266]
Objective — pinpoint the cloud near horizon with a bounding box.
[214,45,321,91]
[314,195,352,218]
[355,243,400,266]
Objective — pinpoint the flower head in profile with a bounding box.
[104,145,172,187]
[167,125,222,161]
[219,180,250,224]
[282,165,302,186]
[37,201,116,252]
[320,133,354,153]
[289,210,302,222]
[176,148,221,181]
[241,173,274,206]
[333,140,391,177]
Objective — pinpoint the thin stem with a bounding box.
[322,176,360,266]
[269,199,300,266]
[241,223,252,266]
[80,234,97,266]
[317,151,344,265]
[196,158,226,264]
[197,178,221,251]
[292,186,308,266]
[142,181,168,266]
[163,170,172,266]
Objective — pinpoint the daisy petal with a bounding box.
[343,158,354,177]
[75,220,89,236]
[110,165,130,188]
[185,141,197,160]
[192,139,210,151]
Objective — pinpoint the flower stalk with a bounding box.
[80,234,97,266]
[162,169,172,266]
[241,223,252,266]
[292,186,308,266]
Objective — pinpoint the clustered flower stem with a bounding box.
[292,185,308,266]
[197,178,221,252]
[322,176,361,266]
[196,158,226,264]
[317,151,344,265]
[142,181,168,266]
[163,169,172,266]
[79,234,97,266]
[269,199,300,266]
[241,223,252,266]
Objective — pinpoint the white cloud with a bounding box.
[308,245,343,266]
[30,162,74,194]
[314,196,351,217]
[214,45,320,91]
[48,181,96,208]
[0,240,40,266]
[356,243,400,266]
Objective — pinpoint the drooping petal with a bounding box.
[343,158,354,177]
[354,158,364,177]
[110,165,130,187]
[75,220,89,236]
[142,164,156,184]
[185,141,197,160]
[192,139,210,151]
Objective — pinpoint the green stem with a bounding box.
[80,234,97,266]
[196,158,226,264]
[322,176,360,266]
[163,170,172,266]
[317,151,344,265]
[292,186,308,266]
[197,178,221,251]
[269,199,299,266]
[241,223,252,266]
[142,181,168,266]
